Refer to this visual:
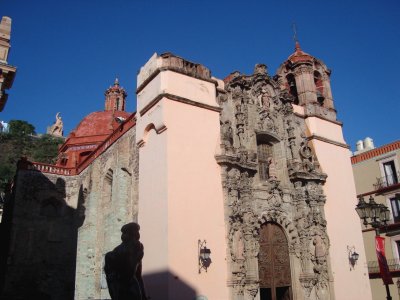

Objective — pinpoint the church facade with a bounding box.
[1,45,372,300]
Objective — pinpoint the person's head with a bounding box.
[121,222,140,243]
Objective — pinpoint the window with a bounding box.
[258,143,273,181]
[390,196,400,223]
[314,71,324,106]
[396,241,400,258]
[383,161,398,186]
[286,74,299,105]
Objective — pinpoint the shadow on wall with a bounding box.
[143,270,197,300]
[0,164,86,300]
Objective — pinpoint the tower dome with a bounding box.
[287,42,314,64]
[56,79,132,168]
[276,41,335,116]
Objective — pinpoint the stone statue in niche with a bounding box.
[267,157,278,180]
[259,88,271,110]
[267,186,282,208]
[300,139,319,173]
[232,228,245,261]
[313,235,326,263]
[237,125,246,146]
[229,222,246,276]
[312,232,329,284]
[221,120,234,149]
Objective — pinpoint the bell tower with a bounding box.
[277,41,335,116]
[104,78,127,111]
[275,43,372,300]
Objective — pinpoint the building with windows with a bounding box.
[352,138,400,299]
[1,44,372,300]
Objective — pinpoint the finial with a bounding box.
[292,23,298,43]
[114,77,119,86]
[292,22,301,50]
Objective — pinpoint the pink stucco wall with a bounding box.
[137,66,229,299]
[165,99,228,299]
[307,117,372,300]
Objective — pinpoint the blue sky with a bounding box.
[1,0,399,151]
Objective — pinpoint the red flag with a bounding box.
[375,236,393,285]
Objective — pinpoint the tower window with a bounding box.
[314,71,324,106]
[286,74,299,105]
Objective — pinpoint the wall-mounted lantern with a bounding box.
[198,239,211,273]
[347,246,359,270]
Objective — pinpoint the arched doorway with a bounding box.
[259,222,292,300]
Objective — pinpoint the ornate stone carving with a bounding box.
[300,274,318,298]
[313,235,326,263]
[254,63,267,75]
[229,221,246,279]
[221,120,234,152]
[235,102,247,147]
[258,110,278,133]
[267,157,277,180]
[245,283,259,298]
[218,63,332,300]
[259,88,271,110]
[293,65,314,76]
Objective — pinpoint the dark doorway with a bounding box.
[259,223,292,300]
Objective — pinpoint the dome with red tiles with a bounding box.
[287,42,314,64]
[71,110,131,138]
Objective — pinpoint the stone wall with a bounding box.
[74,125,138,300]
[1,125,138,300]
[1,171,80,300]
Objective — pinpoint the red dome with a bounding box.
[72,110,131,137]
[288,42,313,64]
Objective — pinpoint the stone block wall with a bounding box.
[0,125,138,300]
[1,171,80,300]
[74,126,138,300]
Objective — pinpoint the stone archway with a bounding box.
[259,222,292,300]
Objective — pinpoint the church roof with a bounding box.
[72,110,131,138]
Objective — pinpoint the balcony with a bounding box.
[374,171,400,191]
[368,258,400,278]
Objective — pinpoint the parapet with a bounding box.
[137,52,212,91]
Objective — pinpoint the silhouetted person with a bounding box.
[104,222,147,300]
